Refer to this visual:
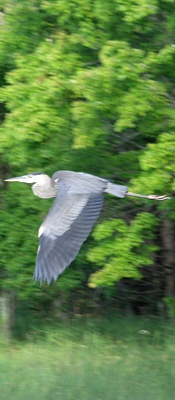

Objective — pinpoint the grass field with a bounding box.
[0,316,175,400]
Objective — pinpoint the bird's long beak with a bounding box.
[4,175,28,183]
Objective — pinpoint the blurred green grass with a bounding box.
[0,316,175,400]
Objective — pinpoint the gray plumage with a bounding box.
[5,170,127,284]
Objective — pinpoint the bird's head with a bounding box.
[5,172,55,198]
[5,172,46,185]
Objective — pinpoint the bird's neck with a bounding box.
[32,176,57,199]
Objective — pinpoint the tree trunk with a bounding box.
[0,291,15,342]
[161,219,175,297]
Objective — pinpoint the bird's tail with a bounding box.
[105,182,127,198]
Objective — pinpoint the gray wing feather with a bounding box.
[34,181,103,284]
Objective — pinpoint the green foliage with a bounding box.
[163,297,175,318]
[131,132,175,195]
[0,0,175,319]
[88,213,159,287]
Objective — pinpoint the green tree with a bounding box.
[0,0,175,332]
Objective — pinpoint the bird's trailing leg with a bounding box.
[126,192,171,201]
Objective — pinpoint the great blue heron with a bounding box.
[5,170,171,285]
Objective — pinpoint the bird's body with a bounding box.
[5,170,127,284]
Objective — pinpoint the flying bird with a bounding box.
[5,170,171,284]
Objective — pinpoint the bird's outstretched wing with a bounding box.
[34,181,103,284]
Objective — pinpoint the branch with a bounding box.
[126,192,172,201]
